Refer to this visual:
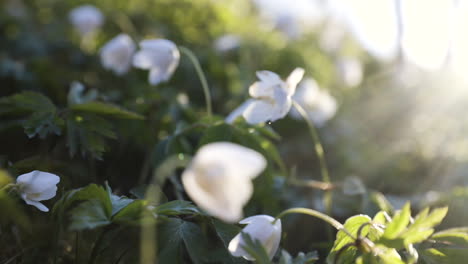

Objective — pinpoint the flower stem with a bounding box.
[273,207,355,240]
[291,100,334,239]
[179,46,212,117]
[291,100,331,183]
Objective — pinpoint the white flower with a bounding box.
[337,58,363,87]
[290,78,337,127]
[132,39,180,85]
[100,34,135,75]
[214,34,241,53]
[16,170,60,212]
[181,142,266,223]
[228,215,282,261]
[226,68,304,124]
[69,5,104,36]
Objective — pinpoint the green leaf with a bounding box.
[420,228,468,264]
[356,246,404,264]
[402,207,448,245]
[0,91,55,114]
[70,101,144,120]
[198,123,233,147]
[382,203,411,239]
[53,184,112,219]
[69,199,111,230]
[327,215,373,264]
[370,192,394,215]
[240,232,272,264]
[157,218,236,264]
[154,200,201,216]
[105,183,134,216]
[112,200,149,224]
[66,114,116,159]
[0,91,63,138]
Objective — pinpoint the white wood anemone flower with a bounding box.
[100,34,135,75]
[16,170,60,212]
[68,5,104,36]
[181,142,267,223]
[132,39,180,85]
[290,78,338,127]
[228,215,282,261]
[226,68,304,124]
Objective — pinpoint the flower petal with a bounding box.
[225,99,255,124]
[132,49,156,69]
[242,100,275,124]
[285,67,305,95]
[229,215,282,260]
[16,171,60,194]
[256,71,282,85]
[181,142,266,223]
[22,196,49,212]
[100,34,135,75]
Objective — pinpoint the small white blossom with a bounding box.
[226,68,304,124]
[228,215,282,261]
[132,39,180,85]
[100,34,135,75]
[16,170,60,212]
[181,142,266,223]
[69,5,104,36]
[337,58,363,87]
[290,78,337,127]
[214,34,241,53]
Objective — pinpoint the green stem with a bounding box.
[291,100,330,183]
[291,100,334,239]
[179,46,212,117]
[274,207,355,240]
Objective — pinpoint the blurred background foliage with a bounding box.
[1,0,468,263]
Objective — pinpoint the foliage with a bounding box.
[1,0,467,263]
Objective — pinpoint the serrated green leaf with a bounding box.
[112,200,149,224]
[69,199,111,230]
[157,218,236,264]
[70,101,144,120]
[0,91,63,138]
[154,200,201,216]
[327,215,373,264]
[53,184,112,218]
[382,203,411,239]
[420,227,468,264]
[105,183,134,216]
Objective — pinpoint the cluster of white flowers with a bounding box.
[69,5,180,85]
[181,142,281,260]
[64,5,343,261]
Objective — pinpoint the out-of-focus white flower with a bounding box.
[337,58,363,87]
[181,142,266,223]
[226,68,304,124]
[290,78,337,127]
[214,34,241,53]
[69,5,104,36]
[100,34,135,75]
[16,170,60,212]
[228,215,282,261]
[132,39,180,85]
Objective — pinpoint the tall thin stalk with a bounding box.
[179,46,212,117]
